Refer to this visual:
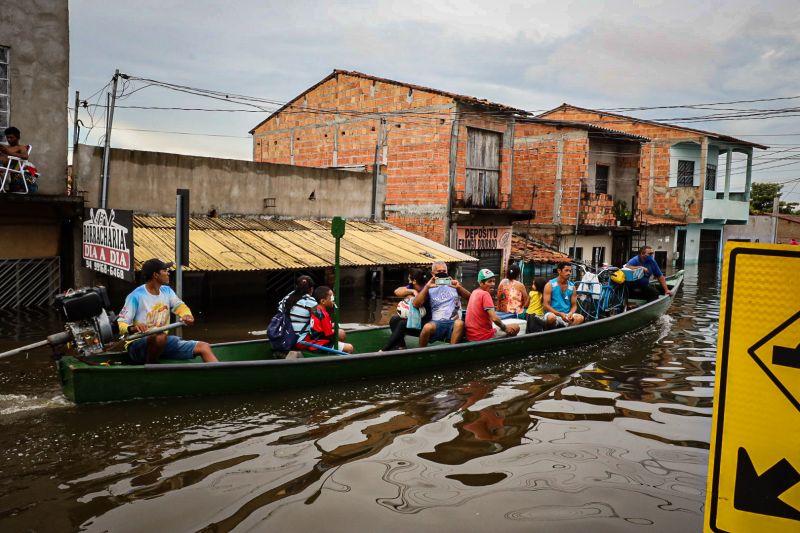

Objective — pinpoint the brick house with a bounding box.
[539,104,768,265]
[511,117,650,267]
[250,70,534,276]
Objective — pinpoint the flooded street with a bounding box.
[0,265,718,532]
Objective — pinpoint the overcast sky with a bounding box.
[69,0,800,201]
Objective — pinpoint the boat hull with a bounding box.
[58,272,683,403]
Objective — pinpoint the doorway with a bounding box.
[699,229,722,263]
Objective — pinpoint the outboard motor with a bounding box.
[50,287,119,355]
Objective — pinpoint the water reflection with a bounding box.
[0,265,720,532]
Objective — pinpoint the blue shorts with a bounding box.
[430,319,455,342]
[127,335,198,364]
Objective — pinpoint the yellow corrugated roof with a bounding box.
[132,215,477,271]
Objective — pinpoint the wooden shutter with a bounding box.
[465,128,501,207]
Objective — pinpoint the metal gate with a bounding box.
[0,257,60,309]
[465,128,501,208]
[458,249,502,290]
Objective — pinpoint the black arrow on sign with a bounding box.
[734,447,800,521]
[773,343,800,369]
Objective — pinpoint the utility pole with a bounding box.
[71,90,80,195]
[100,69,120,208]
[371,117,386,221]
[572,178,582,259]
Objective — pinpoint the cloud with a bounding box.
[68,0,800,195]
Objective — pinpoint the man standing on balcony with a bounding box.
[624,246,672,302]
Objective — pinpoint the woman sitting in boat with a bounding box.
[496,263,529,319]
[277,275,317,347]
[380,269,431,351]
[306,286,353,353]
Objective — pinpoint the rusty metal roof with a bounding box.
[133,215,477,271]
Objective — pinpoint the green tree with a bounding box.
[749,182,799,214]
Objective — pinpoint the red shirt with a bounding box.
[466,288,496,341]
[307,305,334,349]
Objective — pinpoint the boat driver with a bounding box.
[412,261,471,347]
[118,258,218,364]
[624,246,672,302]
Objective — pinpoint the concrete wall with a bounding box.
[558,233,612,264]
[723,215,775,243]
[74,144,382,218]
[0,0,69,194]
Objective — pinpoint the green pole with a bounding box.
[331,217,346,345]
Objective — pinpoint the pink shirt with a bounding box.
[466,288,496,341]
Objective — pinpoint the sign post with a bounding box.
[331,217,346,346]
[705,242,800,532]
[175,189,190,337]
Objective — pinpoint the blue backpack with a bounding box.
[267,310,298,352]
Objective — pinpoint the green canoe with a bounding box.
[57,271,684,404]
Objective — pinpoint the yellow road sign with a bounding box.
[705,243,800,532]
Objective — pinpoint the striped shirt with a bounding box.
[278,292,317,338]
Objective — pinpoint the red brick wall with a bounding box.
[541,107,704,222]
[252,74,456,242]
[512,122,589,226]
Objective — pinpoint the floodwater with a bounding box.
[0,266,718,532]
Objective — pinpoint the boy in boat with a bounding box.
[306,286,353,353]
[413,261,471,347]
[465,269,520,341]
[543,262,585,328]
[624,246,672,302]
[118,258,218,364]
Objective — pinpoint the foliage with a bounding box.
[750,182,799,214]
[613,199,632,222]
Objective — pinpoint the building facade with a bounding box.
[250,70,531,275]
[0,1,80,310]
[539,104,767,264]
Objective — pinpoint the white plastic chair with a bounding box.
[0,144,33,193]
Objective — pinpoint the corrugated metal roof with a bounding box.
[132,215,477,271]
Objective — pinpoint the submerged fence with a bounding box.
[0,258,60,309]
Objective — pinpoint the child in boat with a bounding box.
[306,286,353,353]
[525,277,547,333]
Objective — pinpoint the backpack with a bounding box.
[267,310,299,352]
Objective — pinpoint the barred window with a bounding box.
[0,46,8,140]
[677,160,694,187]
[705,163,717,191]
[595,164,609,194]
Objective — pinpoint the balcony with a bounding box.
[702,191,749,224]
[580,191,616,226]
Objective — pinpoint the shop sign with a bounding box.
[82,208,135,282]
[456,226,512,251]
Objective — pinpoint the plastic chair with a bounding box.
[0,144,33,193]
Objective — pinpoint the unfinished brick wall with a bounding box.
[541,106,705,222]
[580,192,616,226]
[512,122,589,226]
[251,73,456,242]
